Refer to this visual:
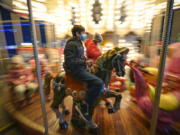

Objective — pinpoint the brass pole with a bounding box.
[150,0,174,135]
[26,0,49,134]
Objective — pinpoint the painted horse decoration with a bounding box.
[128,62,180,134]
[51,47,129,133]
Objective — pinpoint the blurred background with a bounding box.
[0,0,180,135]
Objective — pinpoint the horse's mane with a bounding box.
[91,47,129,74]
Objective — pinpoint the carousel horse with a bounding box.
[128,63,180,134]
[51,47,129,133]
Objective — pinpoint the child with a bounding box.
[6,55,37,108]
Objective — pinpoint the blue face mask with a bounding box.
[81,34,87,41]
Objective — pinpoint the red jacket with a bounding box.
[6,68,33,85]
[85,39,102,61]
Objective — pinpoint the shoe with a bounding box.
[59,121,68,129]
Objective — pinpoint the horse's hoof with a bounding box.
[71,118,86,128]
[108,108,116,114]
[59,121,68,129]
[114,104,121,111]
[63,109,70,115]
[89,127,100,135]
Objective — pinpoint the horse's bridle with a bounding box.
[112,53,126,76]
[98,53,126,74]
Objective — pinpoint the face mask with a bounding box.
[81,33,87,41]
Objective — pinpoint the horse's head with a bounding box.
[92,47,129,83]
[111,47,129,77]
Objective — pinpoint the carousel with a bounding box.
[1,0,180,135]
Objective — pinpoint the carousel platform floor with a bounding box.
[4,86,180,135]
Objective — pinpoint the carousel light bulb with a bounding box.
[106,43,113,47]
[114,10,120,14]
[74,8,79,12]
[89,0,94,4]
[75,14,80,17]
[35,0,46,2]
[16,0,26,2]
[58,0,63,4]
[13,9,28,14]
[75,18,80,22]
[13,1,27,9]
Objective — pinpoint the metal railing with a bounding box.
[26,0,49,134]
[150,0,174,135]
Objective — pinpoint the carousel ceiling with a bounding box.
[1,0,180,37]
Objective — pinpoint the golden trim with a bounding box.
[0,122,14,132]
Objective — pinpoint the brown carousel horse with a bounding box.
[51,47,129,133]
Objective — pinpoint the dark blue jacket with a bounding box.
[63,37,86,73]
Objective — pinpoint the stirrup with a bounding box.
[75,105,89,123]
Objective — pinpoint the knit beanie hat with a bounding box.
[93,33,103,43]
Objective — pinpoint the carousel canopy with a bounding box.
[1,0,180,37]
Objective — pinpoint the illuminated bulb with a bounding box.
[114,10,120,14]
[13,9,28,14]
[75,18,80,22]
[89,0,94,4]
[105,43,113,47]
[89,5,93,9]
[70,2,76,7]
[58,0,63,4]
[36,0,46,2]
[75,14,80,17]
[13,1,27,9]
[74,8,79,12]
[16,0,26,2]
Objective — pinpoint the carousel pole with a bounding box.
[26,0,49,134]
[150,0,174,135]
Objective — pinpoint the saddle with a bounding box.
[64,73,87,99]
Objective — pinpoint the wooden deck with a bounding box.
[4,88,178,135]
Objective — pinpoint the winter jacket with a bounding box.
[85,39,102,62]
[63,37,86,73]
[6,68,33,85]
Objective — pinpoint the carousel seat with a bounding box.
[65,73,86,91]
[64,73,87,99]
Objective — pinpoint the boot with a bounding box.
[113,94,122,111]
[106,102,116,114]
